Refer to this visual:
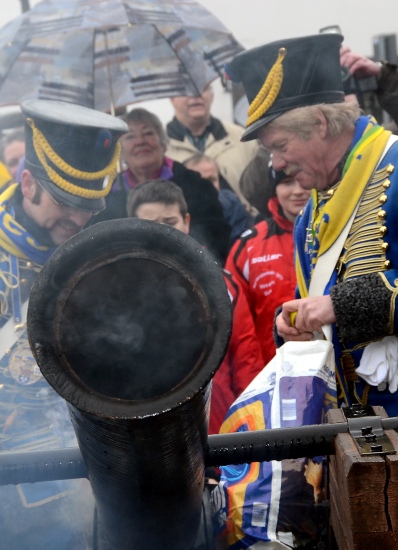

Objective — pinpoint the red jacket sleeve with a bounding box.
[224,271,264,396]
[208,271,264,434]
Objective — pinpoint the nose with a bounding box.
[68,209,94,228]
[271,151,286,171]
[291,181,306,194]
[136,132,147,143]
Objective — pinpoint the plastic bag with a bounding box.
[211,339,337,549]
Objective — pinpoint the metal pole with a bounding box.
[2,417,398,485]
[0,447,86,485]
[19,0,30,13]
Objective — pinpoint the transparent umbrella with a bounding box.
[0,0,244,113]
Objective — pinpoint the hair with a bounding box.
[31,180,43,205]
[121,108,168,148]
[184,153,218,171]
[127,179,188,218]
[0,127,25,161]
[265,102,361,140]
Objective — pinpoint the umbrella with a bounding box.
[0,0,244,113]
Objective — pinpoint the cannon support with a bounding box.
[27,219,231,550]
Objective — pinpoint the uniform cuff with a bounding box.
[330,273,391,342]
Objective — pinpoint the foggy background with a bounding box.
[2,0,398,124]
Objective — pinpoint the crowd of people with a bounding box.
[1,27,398,549]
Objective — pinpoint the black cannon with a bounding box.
[22,217,398,549]
[27,218,232,550]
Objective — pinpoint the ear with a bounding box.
[184,212,191,233]
[20,170,37,201]
[315,109,328,139]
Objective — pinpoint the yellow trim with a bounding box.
[246,47,286,127]
[379,271,398,333]
[27,118,120,199]
[316,127,388,259]
[341,167,391,281]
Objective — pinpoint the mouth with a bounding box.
[292,199,308,206]
[188,101,204,109]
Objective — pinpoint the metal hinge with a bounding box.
[342,405,396,456]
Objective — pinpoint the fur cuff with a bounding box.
[330,273,391,343]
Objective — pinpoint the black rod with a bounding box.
[2,417,398,485]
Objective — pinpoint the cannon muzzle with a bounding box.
[27,218,231,550]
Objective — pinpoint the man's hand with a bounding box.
[340,46,381,79]
[276,296,336,341]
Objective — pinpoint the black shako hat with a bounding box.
[21,100,128,211]
[225,34,345,142]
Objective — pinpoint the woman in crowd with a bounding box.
[225,168,311,365]
[94,108,231,264]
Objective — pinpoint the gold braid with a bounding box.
[246,47,287,127]
[26,118,120,199]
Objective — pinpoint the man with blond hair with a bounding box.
[226,33,398,415]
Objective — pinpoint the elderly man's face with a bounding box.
[170,86,214,128]
[258,125,330,191]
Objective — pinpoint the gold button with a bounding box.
[26,262,32,269]
[378,210,387,220]
[386,164,394,174]
[379,193,388,204]
[327,188,334,197]
[383,179,391,189]
[384,260,392,268]
[20,278,28,285]
[380,226,388,236]
[381,242,390,252]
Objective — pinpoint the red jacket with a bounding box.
[225,197,296,366]
[209,270,264,434]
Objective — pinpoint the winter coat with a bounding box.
[166,116,259,214]
[90,160,232,264]
[209,270,264,434]
[225,197,296,366]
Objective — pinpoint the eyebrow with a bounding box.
[267,139,288,151]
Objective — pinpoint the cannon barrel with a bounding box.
[27,219,231,550]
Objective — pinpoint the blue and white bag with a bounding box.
[212,338,337,549]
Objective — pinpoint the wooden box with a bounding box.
[327,406,398,549]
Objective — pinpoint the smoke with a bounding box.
[57,257,211,400]
[0,381,95,549]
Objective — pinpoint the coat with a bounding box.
[166,116,259,214]
[225,197,296,366]
[209,270,264,434]
[91,159,232,264]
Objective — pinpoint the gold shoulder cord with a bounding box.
[246,47,287,127]
[26,118,121,199]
